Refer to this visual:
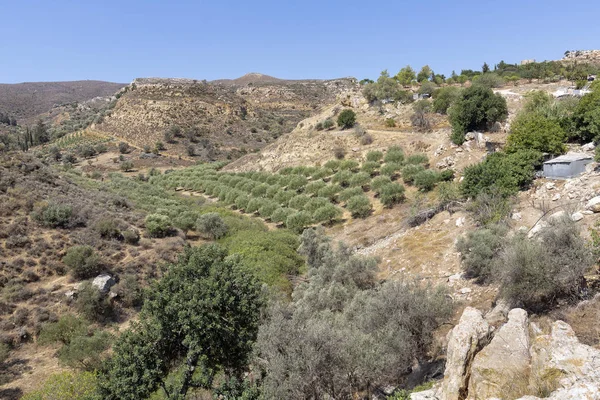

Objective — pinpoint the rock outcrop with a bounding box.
[431,307,600,400]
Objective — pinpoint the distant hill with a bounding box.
[0,80,126,124]
[95,74,357,161]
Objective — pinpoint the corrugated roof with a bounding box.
[543,153,592,164]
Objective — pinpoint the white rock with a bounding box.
[459,287,472,294]
[65,290,77,301]
[527,221,548,238]
[546,182,556,190]
[585,196,600,212]
[92,274,116,293]
[439,308,490,400]
[410,389,439,400]
[582,142,596,151]
[571,212,584,222]
[549,210,567,221]
[511,212,522,221]
[455,217,465,227]
[552,193,561,201]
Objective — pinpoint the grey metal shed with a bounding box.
[543,153,593,179]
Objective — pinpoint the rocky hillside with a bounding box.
[0,81,125,125]
[94,75,357,161]
[562,49,600,65]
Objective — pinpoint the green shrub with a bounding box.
[366,150,383,162]
[371,175,392,192]
[380,162,402,177]
[467,192,512,226]
[337,109,357,129]
[449,85,508,145]
[402,164,426,184]
[313,204,343,224]
[258,201,279,219]
[63,246,101,280]
[234,194,251,210]
[289,194,311,210]
[384,146,405,164]
[93,218,121,240]
[33,202,73,228]
[251,183,269,197]
[305,180,327,195]
[270,207,295,224]
[346,195,372,218]
[274,190,295,206]
[311,168,333,180]
[349,171,371,187]
[288,175,308,191]
[286,211,313,233]
[21,371,100,400]
[118,142,130,154]
[339,187,364,202]
[144,214,172,237]
[379,183,406,207]
[361,161,380,175]
[339,159,359,171]
[437,181,462,205]
[38,314,88,346]
[246,198,265,214]
[323,159,341,171]
[385,118,396,127]
[196,212,228,239]
[122,229,140,245]
[413,170,440,191]
[58,330,112,370]
[317,184,341,201]
[304,197,330,213]
[75,282,114,322]
[506,112,566,155]
[0,342,9,365]
[456,224,508,283]
[439,169,455,181]
[322,119,335,130]
[333,170,354,187]
[406,153,429,166]
[461,150,543,198]
[432,86,461,114]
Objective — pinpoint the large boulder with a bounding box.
[585,196,600,213]
[92,274,116,293]
[439,307,491,400]
[468,309,531,399]
[528,320,600,399]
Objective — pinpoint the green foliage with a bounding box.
[337,109,357,129]
[380,162,402,177]
[385,118,396,127]
[122,229,140,245]
[366,150,383,162]
[346,195,372,218]
[437,181,462,205]
[461,150,543,198]
[318,184,341,201]
[361,160,380,175]
[196,212,228,239]
[93,218,121,240]
[223,230,303,291]
[384,146,405,164]
[572,85,600,142]
[39,314,88,346]
[273,190,295,206]
[287,175,308,191]
[0,342,9,365]
[432,86,461,114]
[305,180,327,195]
[339,159,359,171]
[323,159,341,171]
[22,371,100,400]
[270,207,295,224]
[288,194,311,210]
[499,219,593,312]
[63,246,101,280]
[119,160,134,172]
[258,200,279,219]
[395,65,416,86]
[413,170,440,192]
[100,245,264,399]
[332,170,354,187]
[449,85,508,144]
[339,187,364,202]
[349,171,371,187]
[417,65,433,82]
[322,119,335,130]
[313,204,343,224]
[286,211,313,233]
[58,330,112,371]
[76,282,115,323]
[304,197,330,213]
[456,224,508,283]
[474,73,504,88]
[370,175,392,192]
[144,214,172,237]
[506,112,566,155]
[246,198,265,214]
[363,70,413,103]
[467,192,512,226]
[402,164,426,184]
[378,183,406,207]
[33,202,74,228]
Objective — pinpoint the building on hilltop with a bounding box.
[520,59,536,65]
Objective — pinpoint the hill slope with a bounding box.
[0,81,126,124]
[94,76,357,161]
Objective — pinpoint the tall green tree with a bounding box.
[482,62,490,73]
[417,65,433,82]
[395,65,416,86]
[33,119,49,144]
[99,244,264,400]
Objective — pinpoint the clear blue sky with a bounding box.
[1,0,599,84]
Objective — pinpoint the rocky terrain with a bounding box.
[94,75,357,161]
[563,49,600,65]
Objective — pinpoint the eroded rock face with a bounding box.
[468,309,530,399]
[439,307,491,400]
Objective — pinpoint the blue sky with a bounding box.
[1,0,599,83]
